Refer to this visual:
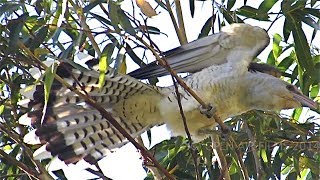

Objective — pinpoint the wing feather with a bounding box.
[129,23,270,79]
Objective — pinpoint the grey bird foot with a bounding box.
[220,126,231,140]
[198,127,231,139]
[199,103,216,118]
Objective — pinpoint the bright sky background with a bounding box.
[25,0,319,179]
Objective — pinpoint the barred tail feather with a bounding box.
[20,62,158,164]
[34,110,148,164]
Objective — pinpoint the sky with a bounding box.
[22,0,319,179]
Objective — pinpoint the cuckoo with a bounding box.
[19,23,318,164]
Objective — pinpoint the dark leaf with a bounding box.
[227,0,236,10]
[283,19,291,42]
[189,0,195,17]
[258,0,278,12]
[301,16,320,30]
[198,16,214,38]
[237,6,269,21]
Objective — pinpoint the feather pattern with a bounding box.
[19,23,317,165]
[129,23,270,79]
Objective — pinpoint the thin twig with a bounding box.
[174,0,187,44]
[211,134,231,180]
[244,121,263,180]
[229,137,250,180]
[171,76,200,179]
[136,137,163,180]
[0,141,39,179]
[17,41,174,180]
[164,0,186,45]
[69,0,102,57]
[0,123,49,178]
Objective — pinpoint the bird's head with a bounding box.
[247,75,318,112]
[221,23,270,57]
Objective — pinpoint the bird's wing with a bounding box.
[19,62,162,164]
[129,23,270,79]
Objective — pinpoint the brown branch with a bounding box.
[211,134,231,180]
[17,41,175,180]
[0,123,49,178]
[69,0,102,57]
[171,77,200,179]
[174,0,187,44]
[243,121,263,180]
[0,145,39,179]
[229,136,250,180]
[164,0,186,45]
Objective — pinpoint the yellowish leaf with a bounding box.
[118,58,127,74]
[136,0,157,18]
[34,48,49,58]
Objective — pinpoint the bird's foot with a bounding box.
[220,126,231,140]
[199,103,216,118]
[198,126,231,140]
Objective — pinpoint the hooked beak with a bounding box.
[292,93,318,109]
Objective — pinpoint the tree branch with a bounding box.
[164,0,187,45]
[211,134,231,180]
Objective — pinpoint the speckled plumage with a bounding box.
[19,23,317,164]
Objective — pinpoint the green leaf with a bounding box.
[310,85,319,99]
[44,63,57,105]
[237,6,269,21]
[283,19,291,42]
[305,8,320,18]
[124,43,145,67]
[221,8,243,23]
[198,16,214,38]
[98,43,115,88]
[301,16,320,30]
[118,9,136,35]
[282,1,314,74]
[277,56,294,72]
[90,12,112,27]
[267,50,276,65]
[0,2,23,17]
[260,149,269,163]
[189,0,195,17]
[83,0,105,13]
[272,33,283,60]
[0,105,4,114]
[108,2,121,32]
[108,1,135,35]
[258,0,278,12]
[227,0,236,10]
[8,14,27,48]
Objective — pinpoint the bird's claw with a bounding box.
[220,126,231,140]
[199,103,216,118]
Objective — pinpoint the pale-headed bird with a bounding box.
[19,23,318,164]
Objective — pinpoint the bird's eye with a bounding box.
[286,85,295,91]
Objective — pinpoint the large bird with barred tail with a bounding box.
[20,23,317,164]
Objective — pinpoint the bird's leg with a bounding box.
[213,114,230,136]
[199,104,230,137]
[199,103,216,118]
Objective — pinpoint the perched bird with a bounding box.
[19,24,318,164]
[129,23,280,79]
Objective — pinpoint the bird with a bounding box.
[128,23,280,79]
[19,23,318,165]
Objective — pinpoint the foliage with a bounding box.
[0,0,319,179]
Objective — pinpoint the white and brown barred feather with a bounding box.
[20,63,161,164]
